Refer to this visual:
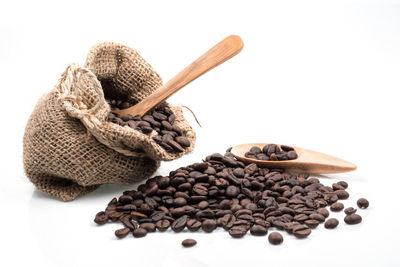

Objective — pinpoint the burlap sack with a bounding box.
[23,42,196,201]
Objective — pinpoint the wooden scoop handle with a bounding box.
[113,35,243,116]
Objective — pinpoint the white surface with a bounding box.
[1,0,399,266]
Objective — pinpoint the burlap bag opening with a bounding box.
[23,42,196,201]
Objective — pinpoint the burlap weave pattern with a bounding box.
[23,42,196,201]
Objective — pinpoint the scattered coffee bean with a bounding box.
[337,181,348,189]
[250,225,268,236]
[105,96,190,153]
[132,228,147,238]
[245,144,297,161]
[344,214,362,225]
[324,218,339,229]
[182,238,197,247]
[330,202,344,212]
[357,198,369,209]
[344,207,357,215]
[268,232,283,245]
[115,227,130,238]
[94,148,368,246]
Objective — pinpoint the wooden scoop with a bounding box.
[112,35,243,117]
[231,143,357,174]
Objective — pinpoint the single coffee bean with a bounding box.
[344,214,362,225]
[317,208,330,218]
[268,232,283,245]
[344,207,357,215]
[156,220,170,232]
[357,198,369,209]
[305,219,320,229]
[171,215,188,232]
[115,227,130,238]
[292,225,312,238]
[94,211,108,225]
[140,222,156,232]
[324,218,339,229]
[201,219,217,233]
[182,238,197,247]
[330,202,344,212]
[229,226,247,238]
[335,190,349,200]
[187,219,202,232]
[337,181,348,189]
[250,225,268,236]
[132,228,147,238]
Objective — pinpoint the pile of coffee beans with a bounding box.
[245,144,298,161]
[94,148,368,245]
[106,99,190,153]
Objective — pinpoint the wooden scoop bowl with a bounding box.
[112,35,243,117]
[231,143,357,174]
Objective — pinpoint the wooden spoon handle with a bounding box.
[116,35,243,116]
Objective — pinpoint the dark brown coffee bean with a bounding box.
[330,202,344,212]
[115,227,130,238]
[344,207,357,215]
[201,219,217,233]
[171,215,188,232]
[357,198,369,209]
[168,140,185,152]
[156,219,170,232]
[268,232,283,245]
[140,222,156,232]
[226,185,239,198]
[182,238,197,247]
[344,214,362,225]
[292,225,312,238]
[175,136,190,148]
[187,219,202,232]
[317,208,329,218]
[250,146,262,154]
[335,190,349,200]
[174,197,187,207]
[94,211,108,225]
[229,226,247,238]
[250,225,268,236]
[305,219,320,229]
[132,228,147,238]
[309,213,325,222]
[324,218,339,229]
[337,181,348,189]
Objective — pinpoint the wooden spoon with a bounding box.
[112,35,243,117]
[231,143,357,174]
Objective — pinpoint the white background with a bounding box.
[1,0,399,266]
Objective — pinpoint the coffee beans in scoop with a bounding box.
[245,144,298,161]
[106,99,190,153]
[94,148,367,246]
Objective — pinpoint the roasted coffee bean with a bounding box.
[132,228,147,238]
[317,208,330,218]
[250,225,268,236]
[247,144,297,161]
[335,190,349,200]
[94,211,108,225]
[330,202,344,212]
[182,238,197,247]
[96,149,367,245]
[115,227,130,238]
[202,219,217,233]
[140,223,156,232]
[344,207,357,215]
[337,181,348,189]
[292,225,312,238]
[187,219,202,232]
[268,232,283,245]
[357,198,369,209]
[171,215,188,232]
[305,219,320,229]
[156,220,170,232]
[229,226,248,238]
[344,214,362,225]
[324,218,339,229]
